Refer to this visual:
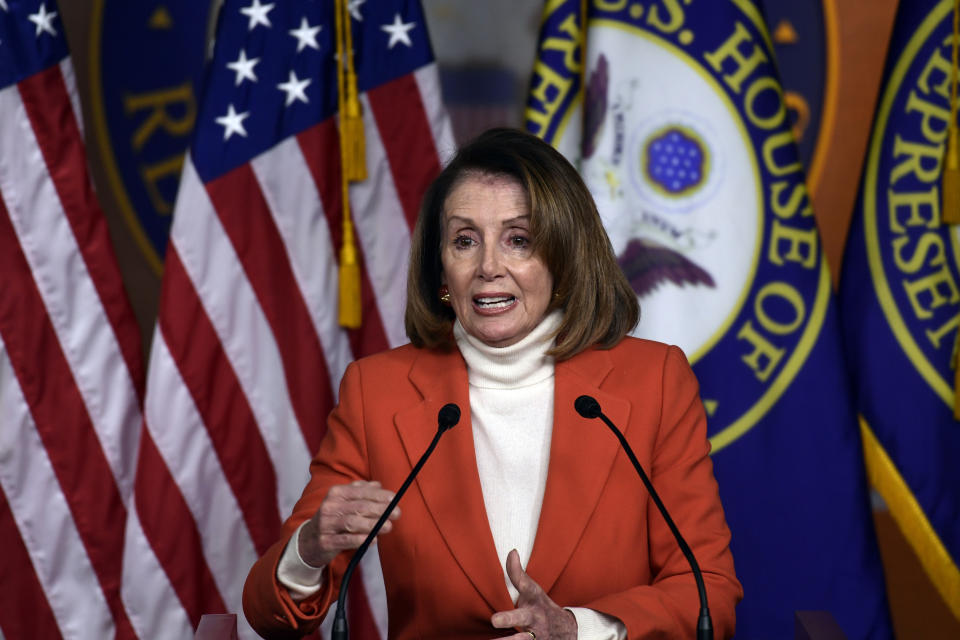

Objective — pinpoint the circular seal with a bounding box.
[576,8,830,453]
[862,0,960,408]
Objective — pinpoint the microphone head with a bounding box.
[437,403,461,432]
[574,395,602,419]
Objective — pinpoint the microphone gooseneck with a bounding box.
[332,403,460,640]
[574,395,713,640]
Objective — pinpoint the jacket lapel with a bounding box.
[393,347,514,614]
[525,348,632,595]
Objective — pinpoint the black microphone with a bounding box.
[574,395,713,640]
[332,403,461,640]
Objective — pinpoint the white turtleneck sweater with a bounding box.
[454,309,558,601]
[277,311,626,639]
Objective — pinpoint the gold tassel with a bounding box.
[335,0,363,328]
[339,0,366,182]
[947,0,960,417]
[338,215,362,328]
[342,75,367,181]
[944,127,960,224]
[944,0,960,224]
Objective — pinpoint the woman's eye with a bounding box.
[453,235,474,249]
[509,235,530,248]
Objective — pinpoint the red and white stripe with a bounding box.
[122,62,452,639]
[0,59,145,639]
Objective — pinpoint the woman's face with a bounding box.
[440,173,553,348]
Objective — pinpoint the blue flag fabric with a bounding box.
[118,1,450,637]
[526,1,892,637]
[839,0,960,620]
[90,0,211,273]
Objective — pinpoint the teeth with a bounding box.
[475,296,514,308]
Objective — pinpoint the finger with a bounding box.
[319,500,402,526]
[490,607,532,630]
[505,550,540,599]
[314,517,397,553]
[324,497,401,519]
[328,483,397,504]
[319,512,394,536]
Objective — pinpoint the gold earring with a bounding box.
[439,285,451,304]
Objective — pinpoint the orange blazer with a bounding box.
[243,338,742,639]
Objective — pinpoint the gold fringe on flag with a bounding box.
[335,0,365,328]
[945,0,960,417]
[860,419,960,620]
[943,0,960,225]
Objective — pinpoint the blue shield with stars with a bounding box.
[527,1,893,637]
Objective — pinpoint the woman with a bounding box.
[243,128,742,639]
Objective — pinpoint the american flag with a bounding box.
[120,1,453,639]
[0,1,146,638]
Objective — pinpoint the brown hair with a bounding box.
[405,128,639,360]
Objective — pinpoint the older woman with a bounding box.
[243,128,742,639]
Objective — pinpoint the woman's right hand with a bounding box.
[297,480,399,568]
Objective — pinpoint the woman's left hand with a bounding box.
[490,549,578,640]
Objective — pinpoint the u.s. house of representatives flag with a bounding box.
[120,1,452,638]
[0,0,146,638]
[840,0,960,622]
[527,1,892,638]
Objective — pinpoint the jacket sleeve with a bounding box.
[242,361,370,639]
[585,346,743,639]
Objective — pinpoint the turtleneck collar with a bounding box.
[453,310,562,390]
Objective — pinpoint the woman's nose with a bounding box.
[478,244,503,280]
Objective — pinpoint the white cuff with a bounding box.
[276,521,325,602]
[567,607,627,640]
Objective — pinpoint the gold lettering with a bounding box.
[703,22,768,94]
[646,0,686,33]
[905,90,951,144]
[892,232,945,274]
[541,14,581,73]
[917,37,954,99]
[526,61,573,136]
[124,82,196,151]
[768,220,817,268]
[770,180,812,218]
[887,187,940,234]
[926,313,960,349]
[889,135,943,185]
[594,0,628,10]
[762,130,802,177]
[737,320,785,382]
[755,282,806,335]
[140,154,185,215]
[903,264,959,320]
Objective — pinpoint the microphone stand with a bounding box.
[331,403,460,640]
[575,395,713,640]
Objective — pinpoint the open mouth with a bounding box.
[474,295,516,310]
